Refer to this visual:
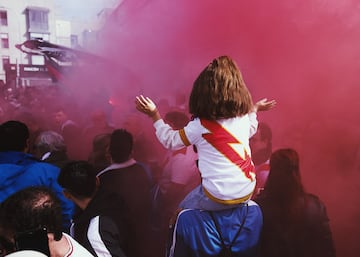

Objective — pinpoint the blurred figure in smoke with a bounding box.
[87,133,112,174]
[174,90,188,113]
[250,122,273,197]
[53,107,82,160]
[33,130,70,169]
[122,113,165,183]
[82,109,115,158]
[255,148,336,257]
[157,98,172,116]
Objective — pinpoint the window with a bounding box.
[29,32,49,41]
[26,7,49,32]
[31,55,44,65]
[70,35,78,48]
[2,56,10,70]
[0,10,8,26]
[0,33,9,48]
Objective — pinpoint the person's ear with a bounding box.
[105,146,111,162]
[95,176,100,189]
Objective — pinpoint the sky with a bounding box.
[34,1,360,256]
[54,0,120,21]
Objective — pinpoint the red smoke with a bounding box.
[61,1,359,256]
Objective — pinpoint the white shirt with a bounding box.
[62,233,94,257]
[154,113,258,203]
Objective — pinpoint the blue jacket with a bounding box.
[0,151,74,230]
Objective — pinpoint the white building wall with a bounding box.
[0,0,119,83]
[56,20,71,47]
[0,0,56,82]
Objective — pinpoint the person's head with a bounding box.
[58,161,98,208]
[88,133,111,166]
[164,111,190,130]
[189,55,253,120]
[250,122,273,165]
[33,131,67,158]
[264,148,304,200]
[53,108,68,126]
[109,129,133,163]
[0,121,29,152]
[0,186,63,244]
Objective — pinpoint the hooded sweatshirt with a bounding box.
[0,151,74,231]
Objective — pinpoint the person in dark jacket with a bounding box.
[254,148,336,257]
[0,120,74,232]
[58,160,130,257]
[97,129,153,257]
[53,107,82,160]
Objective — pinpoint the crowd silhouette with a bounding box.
[0,56,335,257]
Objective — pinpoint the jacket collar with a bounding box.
[96,158,136,177]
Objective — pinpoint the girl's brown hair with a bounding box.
[189,56,253,120]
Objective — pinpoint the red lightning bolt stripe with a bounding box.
[201,119,255,180]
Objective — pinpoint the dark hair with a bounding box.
[0,186,63,241]
[264,148,304,204]
[88,133,111,169]
[109,129,133,163]
[189,56,253,120]
[58,161,97,199]
[92,133,111,153]
[0,120,29,152]
[164,111,190,130]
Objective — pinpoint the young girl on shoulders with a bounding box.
[135,55,276,210]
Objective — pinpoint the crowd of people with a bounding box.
[0,55,336,257]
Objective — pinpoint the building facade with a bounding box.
[0,0,118,87]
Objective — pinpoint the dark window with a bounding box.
[0,10,8,26]
[0,33,9,48]
[26,8,49,32]
[2,56,10,70]
[70,35,78,48]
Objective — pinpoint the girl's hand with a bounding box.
[135,95,158,117]
[253,98,277,112]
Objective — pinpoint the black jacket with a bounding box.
[97,161,153,257]
[72,187,130,257]
[255,192,336,257]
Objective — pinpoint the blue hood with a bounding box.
[0,151,75,230]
